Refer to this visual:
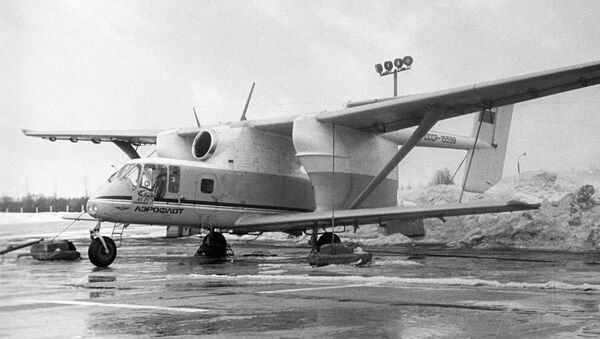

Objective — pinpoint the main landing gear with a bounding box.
[307,229,373,266]
[195,228,234,257]
[309,230,341,253]
[88,221,117,267]
[314,232,341,250]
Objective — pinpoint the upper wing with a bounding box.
[316,60,600,133]
[22,129,160,145]
[22,61,600,140]
[22,129,162,159]
[232,200,539,233]
[175,114,301,138]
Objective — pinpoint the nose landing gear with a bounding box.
[88,221,117,267]
[88,236,117,267]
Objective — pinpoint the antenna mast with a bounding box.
[240,82,255,121]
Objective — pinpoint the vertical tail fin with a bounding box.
[463,105,514,193]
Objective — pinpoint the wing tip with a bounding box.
[62,213,96,221]
[507,200,541,209]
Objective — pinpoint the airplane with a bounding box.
[23,59,600,267]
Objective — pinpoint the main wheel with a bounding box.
[88,236,117,267]
[200,232,227,257]
[316,232,341,251]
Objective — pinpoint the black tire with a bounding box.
[316,232,341,250]
[200,232,227,257]
[88,236,117,267]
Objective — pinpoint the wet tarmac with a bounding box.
[1,220,600,338]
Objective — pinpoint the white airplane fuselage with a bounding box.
[87,157,315,228]
[87,122,320,229]
[86,117,492,231]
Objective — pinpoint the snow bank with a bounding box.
[399,170,600,251]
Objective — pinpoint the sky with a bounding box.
[1,0,600,197]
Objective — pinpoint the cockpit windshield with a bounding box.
[110,164,140,187]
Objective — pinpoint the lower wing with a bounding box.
[62,213,97,221]
[232,200,539,233]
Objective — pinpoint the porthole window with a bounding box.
[200,179,214,194]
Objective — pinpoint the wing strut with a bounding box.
[113,141,141,159]
[348,106,447,209]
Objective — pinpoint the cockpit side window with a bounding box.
[153,165,167,199]
[141,164,155,189]
[168,166,180,193]
[140,164,167,199]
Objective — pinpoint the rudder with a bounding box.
[463,105,514,193]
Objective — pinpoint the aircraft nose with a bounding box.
[86,184,107,218]
[86,178,132,218]
[86,197,99,217]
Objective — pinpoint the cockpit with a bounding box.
[107,162,181,199]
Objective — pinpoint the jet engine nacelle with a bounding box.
[191,129,218,160]
[189,125,242,164]
[156,126,236,162]
[157,125,304,178]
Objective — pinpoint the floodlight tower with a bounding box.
[374,56,413,97]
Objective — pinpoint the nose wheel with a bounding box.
[88,236,117,267]
[88,221,117,267]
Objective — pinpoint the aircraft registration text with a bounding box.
[423,133,457,144]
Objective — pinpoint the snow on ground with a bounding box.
[3,170,599,251]
[0,212,67,225]
[169,273,600,291]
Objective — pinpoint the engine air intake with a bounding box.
[192,130,217,160]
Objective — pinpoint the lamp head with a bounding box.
[384,61,393,72]
[394,58,403,69]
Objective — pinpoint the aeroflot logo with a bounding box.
[134,206,184,214]
[137,190,154,197]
